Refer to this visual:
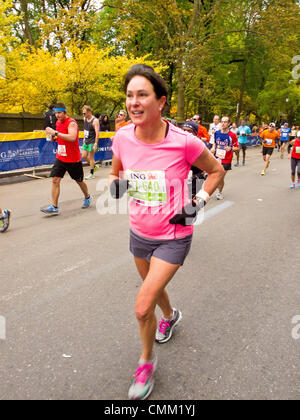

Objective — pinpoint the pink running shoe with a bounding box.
[128,356,158,400]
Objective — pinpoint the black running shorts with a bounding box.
[50,158,84,182]
[262,147,274,156]
[222,163,232,171]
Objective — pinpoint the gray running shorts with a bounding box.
[130,229,193,265]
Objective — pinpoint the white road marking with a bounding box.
[204,200,234,221]
[194,200,234,225]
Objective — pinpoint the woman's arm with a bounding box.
[192,148,225,197]
[109,154,123,184]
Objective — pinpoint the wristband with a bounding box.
[196,189,210,203]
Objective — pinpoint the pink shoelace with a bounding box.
[134,364,153,384]
[158,319,170,334]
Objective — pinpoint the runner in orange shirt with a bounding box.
[115,110,130,131]
[260,122,280,176]
[191,115,210,143]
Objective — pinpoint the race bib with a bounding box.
[216,148,226,159]
[126,169,167,207]
[57,145,67,156]
[296,147,300,154]
[84,130,90,139]
[283,133,288,137]
[265,139,273,146]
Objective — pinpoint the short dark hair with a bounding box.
[194,114,202,123]
[124,64,169,110]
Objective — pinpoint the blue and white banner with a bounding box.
[0,131,114,172]
[248,136,262,146]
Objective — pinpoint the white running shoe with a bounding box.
[216,192,224,200]
[85,173,95,180]
[155,308,182,344]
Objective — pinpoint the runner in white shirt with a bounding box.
[209,115,221,150]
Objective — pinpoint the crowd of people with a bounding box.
[1,64,300,402]
[2,91,300,230]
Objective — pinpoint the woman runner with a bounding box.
[109,64,224,400]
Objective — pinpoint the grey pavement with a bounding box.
[0,147,299,400]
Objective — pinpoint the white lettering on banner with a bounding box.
[0,316,6,340]
[98,146,112,152]
[0,147,40,163]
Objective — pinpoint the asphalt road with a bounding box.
[0,147,299,400]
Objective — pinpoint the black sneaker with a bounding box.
[155,308,182,344]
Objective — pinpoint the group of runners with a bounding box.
[1,65,299,402]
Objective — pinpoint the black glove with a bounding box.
[188,174,206,199]
[169,199,206,226]
[110,179,130,199]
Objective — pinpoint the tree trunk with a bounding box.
[167,61,175,115]
[237,59,247,123]
[20,0,35,46]
[177,64,185,123]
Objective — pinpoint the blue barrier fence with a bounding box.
[247,136,262,147]
[0,131,114,172]
[0,132,262,173]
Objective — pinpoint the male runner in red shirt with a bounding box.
[41,103,91,215]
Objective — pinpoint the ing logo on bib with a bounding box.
[126,169,167,207]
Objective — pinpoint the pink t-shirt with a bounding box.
[112,122,205,240]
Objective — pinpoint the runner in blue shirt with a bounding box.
[279,122,292,159]
[235,120,251,166]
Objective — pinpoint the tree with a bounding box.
[99,0,215,121]
[0,0,20,51]
[0,43,159,114]
[1,0,300,123]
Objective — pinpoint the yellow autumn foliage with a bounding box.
[0,43,161,114]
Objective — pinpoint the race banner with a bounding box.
[0,131,114,172]
[248,135,262,146]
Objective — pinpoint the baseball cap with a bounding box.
[182,121,199,136]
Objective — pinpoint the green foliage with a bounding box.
[0,0,299,122]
